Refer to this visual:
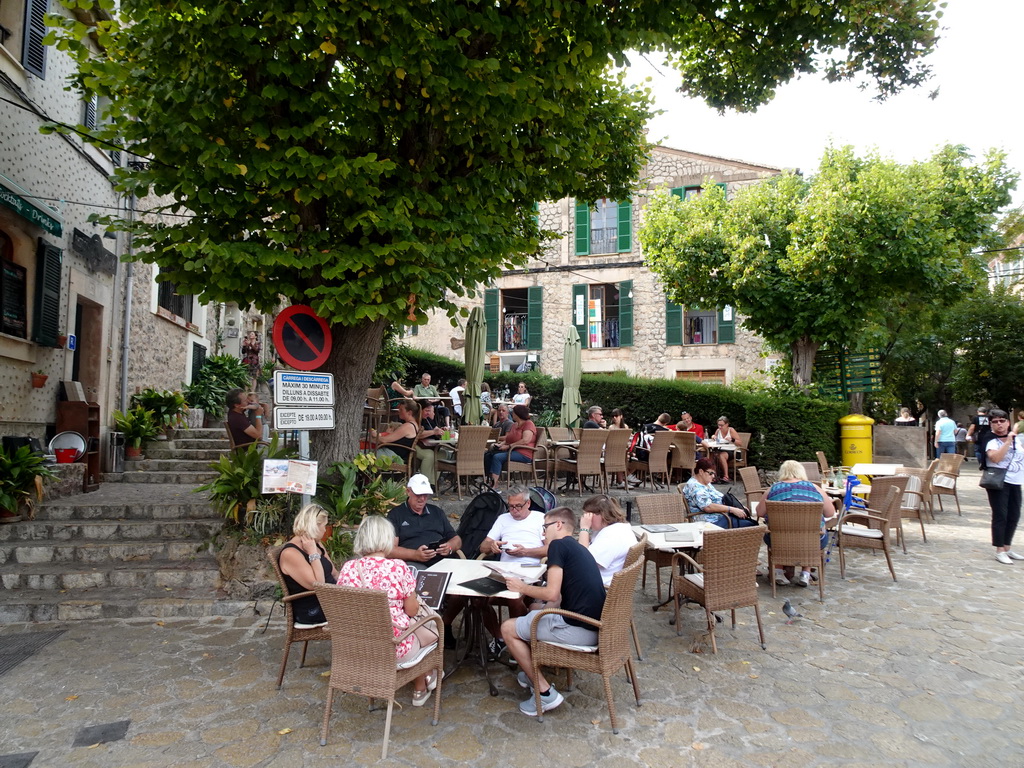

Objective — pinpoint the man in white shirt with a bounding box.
[479,487,545,564]
[450,378,467,423]
[577,494,638,585]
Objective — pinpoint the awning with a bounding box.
[0,173,63,236]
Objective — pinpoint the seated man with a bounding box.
[678,411,706,441]
[225,388,263,449]
[413,372,451,428]
[414,403,445,484]
[450,378,467,424]
[386,474,461,570]
[493,403,514,436]
[582,405,606,429]
[502,507,606,717]
[632,413,672,462]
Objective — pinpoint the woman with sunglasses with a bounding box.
[984,410,1024,565]
[681,457,757,529]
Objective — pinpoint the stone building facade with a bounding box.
[410,145,782,383]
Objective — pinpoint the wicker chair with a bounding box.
[836,485,903,581]
[603,428,633,489]
[865,475,909,553]
[668,430,698,484]
[526,558,643,733]
[313,583,444,758]
[554,428,607,495]
[671,525,766,653]
[932,452,965,516]
[763,500,827,602]
[628,429,674,491]
[547,426,574,442]
[266,545,331,688]
[799,461,822,483]
[436,425,490,499]
[505,427,549,488]
[738,466,767,510]
[896,463,936,539]
[816,451,830,478]
[621,533,648,660]
[732,432,751,473]
[635,493,689,602]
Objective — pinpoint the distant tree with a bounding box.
[945,288,1024,409]
[641,145,1016,389]
[51,0,947,461]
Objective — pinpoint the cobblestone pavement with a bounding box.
[2,465,1022,767]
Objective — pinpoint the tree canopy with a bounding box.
[641,145,1017,388]
[50,0,947,458]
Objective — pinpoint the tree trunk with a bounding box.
[309,318,388,466]
[848,392,864,415]
[790,335,820,391]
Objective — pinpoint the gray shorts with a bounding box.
[515,610,598,647]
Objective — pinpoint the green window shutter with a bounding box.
[574,201,590,256]
[484,289,499,351]
[32,239,62,347]
[617,200,632,252]
[22,0,49,79]
[527,286,543,349]
[618,280,633,347]
[666,300,683,346]
[572,283,588,349]
[670,187,683,199]
[716,182,728,196]
[717,306,735,344]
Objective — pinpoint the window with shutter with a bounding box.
[617,280,632,347]
[717,306,735,344]
[21,0,48,78]
[191,343,207,384]
[665,300,683,346]
[83,95,97,130]
[574,202,590,256]
[617,200,632,252]
[526,286,543,349]
[572,283,588,349]
[484,288,498,351]
[32,239,62,347]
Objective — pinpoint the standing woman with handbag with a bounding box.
[983,410,1024,565]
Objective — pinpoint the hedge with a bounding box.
[401,348,846,468]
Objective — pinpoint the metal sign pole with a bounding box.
[299,430,311,507]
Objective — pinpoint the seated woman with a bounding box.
[577,494,638,586]
[512,381,532,408]
[702,415,741,482]
[277,504,339,627]
[681,457,757,529]
[487,404,537,486]
[338,516,440,707]
[759,459,835,587]
[370,399,419,466]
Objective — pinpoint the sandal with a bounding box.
[412,688,431,707]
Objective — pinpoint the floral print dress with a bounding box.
[338,555,418,658]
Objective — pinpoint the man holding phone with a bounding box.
[387,474,461,570]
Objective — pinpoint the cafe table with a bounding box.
[425,558,546,695]
[849,463,903,477]
[631,521,710,612]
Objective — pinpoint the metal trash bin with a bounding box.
[107,431,125,473]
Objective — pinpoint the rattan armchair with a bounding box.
[628,429,673,491]
[436,425,490,498]
[635,493,689,602]
[622,533,648,660]
[266,545,331,688]
[896,464,935,540]
[932,452,965,516]
[738,466,768,510]
[505,426,550,488]
[865,475,909,553]
[526,558,643,733]
[554,428,607,495]
[763,500,827,602]
[836,485,903,581]
[668,430,697,484]
[671,525,766,653]
[603,427,633,488]
[313,583,444,759]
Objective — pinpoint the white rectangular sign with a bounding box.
[274,406,335,430]
[274,371,335,406]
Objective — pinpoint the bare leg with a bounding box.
[501,617,550,693]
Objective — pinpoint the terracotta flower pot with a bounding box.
[31,372,47,388]
[125,445,143,460]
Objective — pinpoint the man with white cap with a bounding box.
[387,474,461,570]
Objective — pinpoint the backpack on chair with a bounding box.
[455,489,507,560]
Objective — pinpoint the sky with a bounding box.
[624,0,1023,207]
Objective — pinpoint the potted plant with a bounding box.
[31,370,48,388]
[55,332,68,349]
[0,445,57,522]
[112,405,160,459]
[315,453,406,528]
[197,434,292,524]
[184,354,252,425]
[132,388,188,438]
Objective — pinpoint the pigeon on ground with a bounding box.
[782,598,803,625]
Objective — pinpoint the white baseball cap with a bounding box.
[407,474,433,495]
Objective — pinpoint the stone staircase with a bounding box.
[0,427,252,622]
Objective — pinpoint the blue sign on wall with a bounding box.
[68,334,77,351]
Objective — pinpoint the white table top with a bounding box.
[425,558,545,599]
[825,485,871,497]
[849,463,904,476]
[704,441,738,451]
[631,521,710,551]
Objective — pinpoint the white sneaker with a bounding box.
[611,481,627,489]
[626,474,642,484]
[996,551,1014,565]
[1006,551,1024,560]
[793,572,810,587]
[774,572,791,586]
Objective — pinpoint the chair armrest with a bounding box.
[393,611,445,645]
[529,607,601,640]
[282,589,316,604]
[840,512,887,527]
[670,551,703,572]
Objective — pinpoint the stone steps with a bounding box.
[0,518,222,542]
[1,558,220,591]
[170,438,231,450]
[34,499,217,522]
[0,587,254,622]
[144,448,226,461]
[102,470,219,484]
[124,458,219,472]
[0,537,213,565]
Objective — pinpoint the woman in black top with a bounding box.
[371,399,420,463]
[278,505,339,625]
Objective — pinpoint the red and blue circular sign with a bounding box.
[272,305,332,371]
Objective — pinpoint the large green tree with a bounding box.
[641,145,1016,389]
[52,0,946,460]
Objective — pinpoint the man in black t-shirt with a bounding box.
[502,506,606,717]
[967,407,991,468]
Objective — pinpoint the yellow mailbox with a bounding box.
[839,414,874,474]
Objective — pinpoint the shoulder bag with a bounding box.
[979,439,1014,490]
